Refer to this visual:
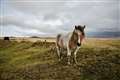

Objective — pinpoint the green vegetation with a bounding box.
[0,39,120,80]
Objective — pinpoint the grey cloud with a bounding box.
[0,15,64,34]
[1,0,119,37]
[43,13,59,21]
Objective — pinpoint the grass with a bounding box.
[0,38,120,80]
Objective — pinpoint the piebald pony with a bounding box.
[56,25,86,64]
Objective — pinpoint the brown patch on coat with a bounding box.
[69,31,78,49]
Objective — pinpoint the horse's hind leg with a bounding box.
[56,46,61,61]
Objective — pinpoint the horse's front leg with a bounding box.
[67,46,71,65]
[73,47,80,64]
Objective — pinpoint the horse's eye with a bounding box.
[82,32,85,36]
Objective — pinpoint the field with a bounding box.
[0,38,120,80]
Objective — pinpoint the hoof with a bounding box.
[75,62,78,65]
[58,59,61,62]
[67,62,70,65]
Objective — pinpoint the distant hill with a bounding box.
[86,31,120,38]
[0,31,120,38]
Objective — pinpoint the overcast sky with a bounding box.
[0,0,119,37]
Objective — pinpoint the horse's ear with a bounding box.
[75,25,78,29]
[83,25,86,29]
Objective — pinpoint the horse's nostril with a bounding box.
[77,42,81,46]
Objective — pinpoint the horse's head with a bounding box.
[74,25,86,46]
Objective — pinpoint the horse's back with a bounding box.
[56,32,72,48]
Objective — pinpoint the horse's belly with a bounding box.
[59,42,67,48]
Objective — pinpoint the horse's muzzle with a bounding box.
[77,42,81,46]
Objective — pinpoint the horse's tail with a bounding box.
[57,34,61,41]
[56,34,61,46]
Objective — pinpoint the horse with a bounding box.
[56,25,86,64]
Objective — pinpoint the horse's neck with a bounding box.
[70,30,78,43]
